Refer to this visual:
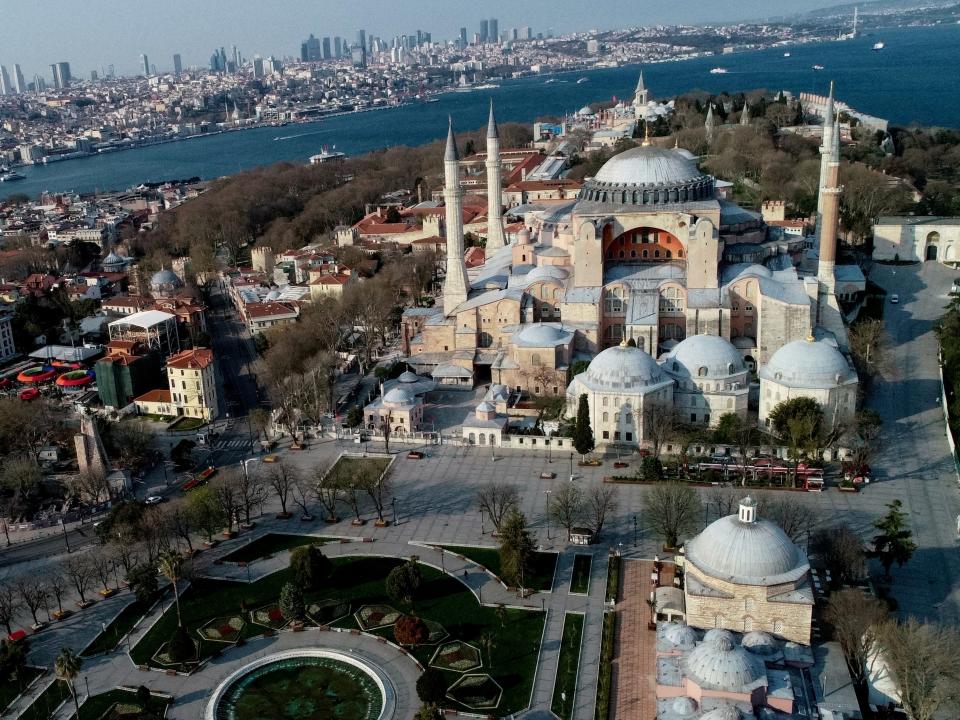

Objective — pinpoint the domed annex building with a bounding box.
[683,498,813,645]
[403,82,858,446]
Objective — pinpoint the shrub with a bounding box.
[279,582,305,622]
[290,545,331,590]
[395,615,428,646]
[386,562,422,605]
[167,625,194,663]
[127,564,159,604]
[416,668,448,703]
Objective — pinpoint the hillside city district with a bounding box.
[0,52,959,720]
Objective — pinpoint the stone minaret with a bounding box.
[817,117,842,290]
[633,69,649,107]
[443,118,470,316]
[815,82,836,241]
[740,102,751,126]
[485,100,506,253]
[705,103,715,143]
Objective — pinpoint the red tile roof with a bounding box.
[166,347,215,370]
[135,388,172,403]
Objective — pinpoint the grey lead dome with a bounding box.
[594,146,704,186]
[760,339,855,389]
[579,344,665,391]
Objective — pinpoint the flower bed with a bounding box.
[152,639,199,667]
[423,619,449,645]
[197,614,246,643]
[430,640,482,672]
[447,673,503,709]
[354,604,401,630]
[306,599,350,626]
[250,604,287,630]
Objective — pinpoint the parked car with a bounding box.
[407,451,425,459]
[144,495,166,505]
[890,294,899,304]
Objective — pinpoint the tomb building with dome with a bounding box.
[402,87,857,447]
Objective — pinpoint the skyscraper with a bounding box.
[334,37,342,58]
[0,66,11,95]
[489,18,499,44]
[301,34,321,62]
[140,54,150,77]
[480,19,489,43]
[50,61,71,89]
[90,70,98,81]
[351,45,366,68]
[14,64,26,94]
[356,29,367,51]
[322,37,332,59]
[356,29,367,66]
[253,56,264,78]
[459,27,468,46]
[173,54,182,75]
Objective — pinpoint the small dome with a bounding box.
[102,251,123,265]
[525,265,569,284]
[515,323,568,346]
[699,707,743,720]
[685,632,764,693]
[594,146,704,186]
[665,335,746,379]
[580,344,666,392]
[671,697,698,717]
[663,623,699,650]
[742,631,781,654]
[760,339,856,389]
[397,371,419,383]
[741,263,772,278]
[383,387,414,405]
[475,401,495,413]
[577,105,594,116]
[150,268,183,288]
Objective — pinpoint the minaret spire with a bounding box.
[633,68,649,107]
[443,118,470,315]
[704,103,715,143]
[816,82,837,240]
[740,103,750,126]
[484,101,506,252]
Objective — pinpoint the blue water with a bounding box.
[3,24,959,201]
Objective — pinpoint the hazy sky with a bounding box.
[1,0,843,79]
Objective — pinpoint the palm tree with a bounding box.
[54,647,82,718]
[158,550,184,628]
[479,631,497,671]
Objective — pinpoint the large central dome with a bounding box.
[594,146,704,186]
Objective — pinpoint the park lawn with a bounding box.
[220,533,329,563]
[328,455,391,479]
[570,554,592,594]
[81,590,167,657]
[441,545,558,591]
[552,613,585,720]
[18,677,72,720]
[72,688,171,720]
[0,665,44,714]
[131,555,544,715]
[595,612,616,720]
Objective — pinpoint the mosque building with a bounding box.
[403,77,858,444]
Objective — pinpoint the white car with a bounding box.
[890,294,899,304]
[144,495,165,505]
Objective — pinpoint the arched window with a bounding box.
[478,331,494,348]
[727,363,735,375]
[531,353,543,367]
[698,367,708,377]
[602,412,609,422]
[604,286,626,315]
[642,249,648,259]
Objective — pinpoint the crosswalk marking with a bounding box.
[214,439,252,450]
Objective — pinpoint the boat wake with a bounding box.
[274,129,328,142]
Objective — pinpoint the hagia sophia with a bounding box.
[402,78,859,444]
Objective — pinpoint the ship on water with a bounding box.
[873,41,885,50]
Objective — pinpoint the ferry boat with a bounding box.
[812,64,825,71]
[0,170,25,182]
[576,77,589,84]
[309,146,346,165]
[873,41,885,50]
[709,67,728,74]
[783,52,791,57]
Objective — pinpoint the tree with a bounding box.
[585,486,619,539]
[386,561,422,605]
[61,554,94,605]
[394,615,428,645]
[759,496,818,544]
[572,394,595,458]
[291,472,318,520]
[13,574,47,626]
[0,582,21,635]
[187,485,227,542]
[265,463,296,517]
[358,464,391,524]
[877,619,960,720]
[54,647,82,719]
[0,637,30,690]
[416,668,447,703]
[644,401,680,459]
[166,624,195,664]
[127,564,159,605]
[279,581,306,622]
[826,589,888,690]
[498,509,534,588]
[548,483,585,541]
[812,524,866,588]
[210,473,239,534]
[235,464,269,525]
[768,397,825,484]
[157,550,185,628]
[849,319,888,377]
[870,500,917,579]
[162,498,195,554]
[476,482,519,534]
[0,458,41,517]
[248,408,271,440]
[44,568,69,618]
[414,704,441,720]
[642,482,702,549]
[314,465,344,522]
[847,410,882,471]
[108,421,153,470]
[290,545,331,591]
[478,631,497,670]
[90,547,117,593]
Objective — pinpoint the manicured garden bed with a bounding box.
[570,555,592,594]
[552,613,584,720]
[0,665,44,714]
[595,612,617,720]
[130,555,544,714]
[72,687,171,719]
[220,533,328,563]
[605,555,620,603]
[440,545,558,591]
[18,678,71,720]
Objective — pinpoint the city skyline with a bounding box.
[1,0,846,80]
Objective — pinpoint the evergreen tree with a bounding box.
[290,545,331,591]
[870,500,917,579]
[572,393,595,459]
[279,581,306,622]
[498,509,534,588]
[386,562,423,605]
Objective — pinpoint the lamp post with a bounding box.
[544,490,552,540]
[480,507,485,535]
[392,497,397,525]
[60,518,71,553]
[633,514,638,547]
[569,452,574,480]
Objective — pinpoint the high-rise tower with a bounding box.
[443,119,470,316]
[485,101,506,253]
[140,54,150,77]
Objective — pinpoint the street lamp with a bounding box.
[392,497,397,525]
[480,507,485,535]
[633,515,638,547]
[544,490,552,540]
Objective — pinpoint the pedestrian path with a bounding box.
[213,437,252,451]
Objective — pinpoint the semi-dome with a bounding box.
[664,335,746,379]
[594,147,704,186]
[383,387,414,405]
[579,344,667,392]
[663,623,699,650]
[515,323,570,347]
[760,339,856,390]
[685,630,765,693]
[525,265,569,283]
[742,631,781,655]
[686,499,807,585]
[671,697,698,717]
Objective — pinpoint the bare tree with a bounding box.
[812,524,866,588]
[265,463,296,517]
[585,486,619,539]
[211,472,240,534]
[291,472,318,520]
[849,319,888,377]
[876,618,960,720]
[642,482,702,549]
[0,578,22,634]
[314,466,343,522]
[61,554,95,605]
[235,465,269,525]
[476,482,519,534]
[111,539,143,579]
[69,468,111,505]
[826,589,888,690]
[358,465,392,524]
[163,498,195,554]
[547,484,585,541]
[709,486,744,518]
[89,547,117,593]
[758,496,819,544]
[140,506,173,564]
[644,401,680,459]
[44,568,70,618]
[14,574,48,626]
[342,482,365,524]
